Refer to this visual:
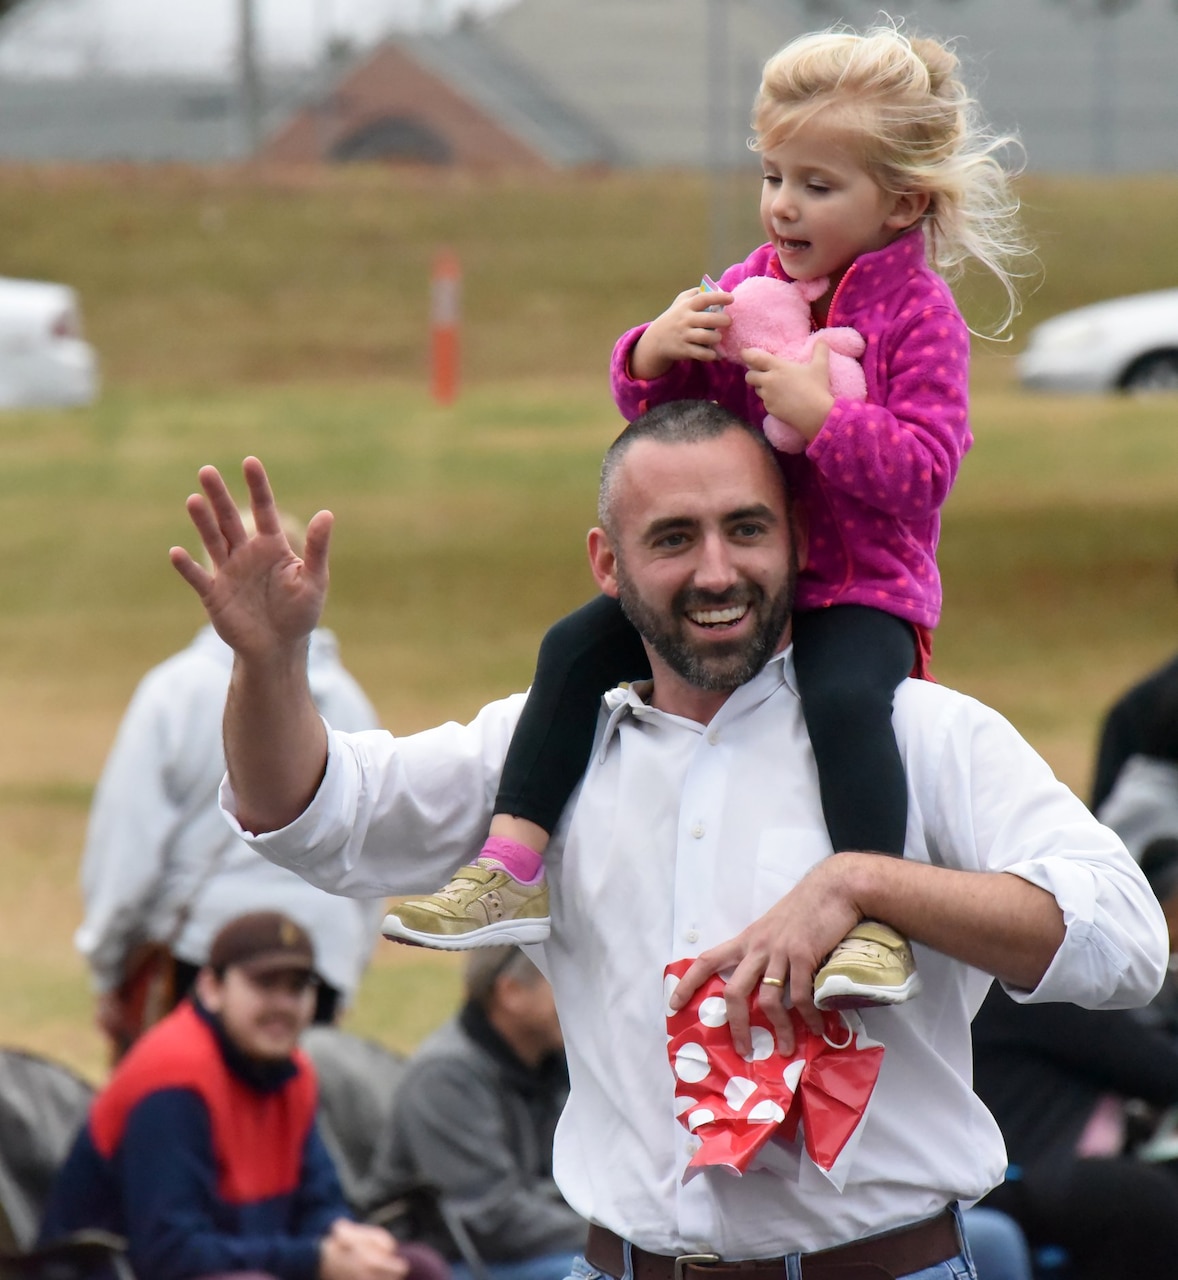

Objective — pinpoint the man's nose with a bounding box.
[693,534,739,592]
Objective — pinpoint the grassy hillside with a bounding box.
[4,166,1176,391]
[2,165,1176,1080]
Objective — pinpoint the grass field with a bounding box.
[2,165,1177,1082]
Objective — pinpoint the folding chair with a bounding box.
[0,1048,132,1280]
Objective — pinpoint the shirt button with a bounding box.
[707,730,720,745]
[691,822,705,838]
[685,929,700,944]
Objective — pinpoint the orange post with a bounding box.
[430,249,461,404]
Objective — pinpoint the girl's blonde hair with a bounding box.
[753,21,1033,334]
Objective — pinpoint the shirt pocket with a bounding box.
[753,828,831,914]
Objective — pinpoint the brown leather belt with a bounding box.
[585,1209,960,1280]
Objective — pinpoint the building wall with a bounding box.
[484,0,1178,174]
[0,0,1172,174]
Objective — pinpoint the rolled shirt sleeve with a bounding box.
[906,680,1168,1010]
[221,696,528,900]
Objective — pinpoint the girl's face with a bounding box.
[758,117,928,300]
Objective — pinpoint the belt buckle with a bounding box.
[673,1254,720,1280]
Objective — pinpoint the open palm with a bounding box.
[170,456,332,660]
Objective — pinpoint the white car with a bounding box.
[1017,288,1178,393]
[0,277,99,408]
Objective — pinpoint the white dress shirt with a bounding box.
[224,649,1167,1255]
[77,625,387,1002]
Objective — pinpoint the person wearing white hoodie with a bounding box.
[77,514,385,1062]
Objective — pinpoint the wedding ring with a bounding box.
[761,976,785,988]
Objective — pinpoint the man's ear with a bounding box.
[587,527,621,598]
[195,967,223,1013]
[885,190,931,233]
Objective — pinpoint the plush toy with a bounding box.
[715,275,868,453]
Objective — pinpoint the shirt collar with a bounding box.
[598,644,799,758]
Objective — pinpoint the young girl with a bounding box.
[385,22,1031,1008]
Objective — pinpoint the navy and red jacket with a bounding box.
[39,998,346,1280]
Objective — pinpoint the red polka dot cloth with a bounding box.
[664,959,885,1184]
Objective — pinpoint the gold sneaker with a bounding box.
[382,860,550,950]
[813,920,921,1011]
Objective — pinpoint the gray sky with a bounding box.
[0,0,515,75]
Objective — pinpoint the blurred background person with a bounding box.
[76,510,386,1064]
[1092,661,1178,1041]
[1136,837,1178,1038]
[1091,578,1178,812]
[364,947,585,1280]
[39,910,449,1280]
[971,842,1178,1280]
[1095,674,1178,859]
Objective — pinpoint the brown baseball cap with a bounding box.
[208,911,316,980]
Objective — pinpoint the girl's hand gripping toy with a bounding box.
[709,274,868,454]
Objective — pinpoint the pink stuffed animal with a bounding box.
[716,275,867,453]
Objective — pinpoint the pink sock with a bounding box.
[479,836,546,884]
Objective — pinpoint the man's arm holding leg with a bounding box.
[674,855,1065,1057]
[170,456,330,835]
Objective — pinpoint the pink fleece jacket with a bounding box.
[610,227,970,630]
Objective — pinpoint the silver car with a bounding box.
[1017,288,1178,394]
[0,277,99,408]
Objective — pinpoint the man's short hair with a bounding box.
[598,401,782,535]
[464,946,543,1007]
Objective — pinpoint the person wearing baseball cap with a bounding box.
[39,912,450,1280]
[366,947,584,1280]
[198,911,321,1066]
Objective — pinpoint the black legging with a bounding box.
[495,594,651,832]
[495,595,913,856]
[790,605,914,856]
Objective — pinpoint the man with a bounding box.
[1091,635,1178,811]
[365,947,585,1280]
[972,945,1178,1279]
[172,402,1167,1278]
[77,510,386,1062]
[40,911,446,1280]
[1093,671,1178,860]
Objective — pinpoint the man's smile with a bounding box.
[686,603,750,629]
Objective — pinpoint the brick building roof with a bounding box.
[261,41,552,169]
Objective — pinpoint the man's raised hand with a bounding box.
[170,456,333,661]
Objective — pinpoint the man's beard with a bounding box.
[614,558,796,693]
